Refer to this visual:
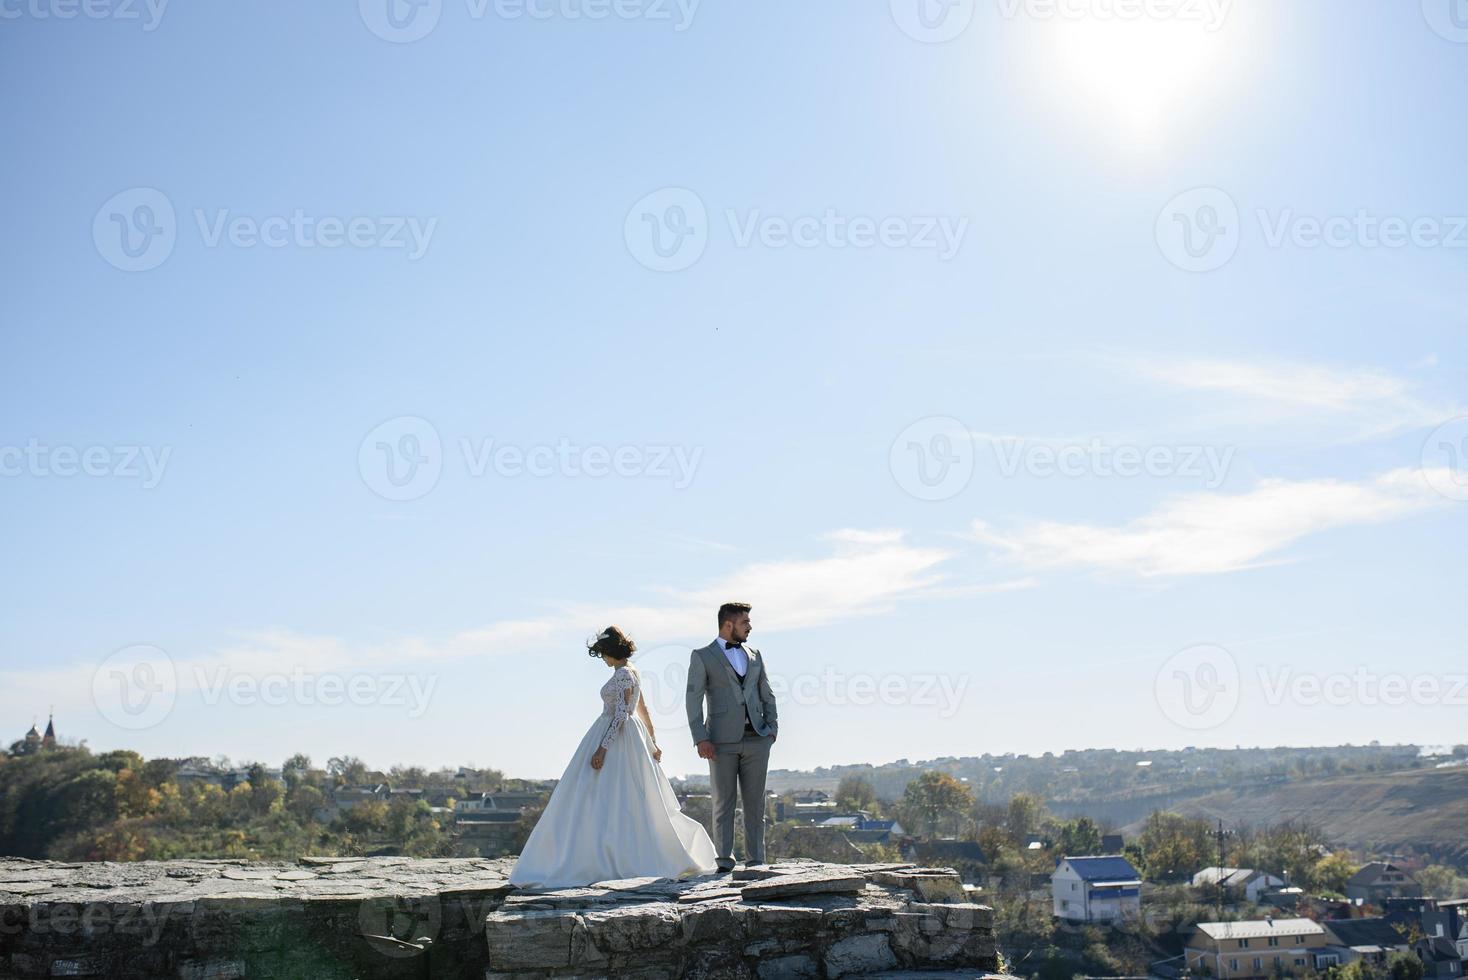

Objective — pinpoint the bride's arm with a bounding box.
[635,696,662,761]
[592,672,635,769]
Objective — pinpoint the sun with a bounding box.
[1013,8,1257,153]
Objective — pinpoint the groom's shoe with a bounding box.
[715,862,736,874]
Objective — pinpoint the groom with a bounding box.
[686,602,778,872]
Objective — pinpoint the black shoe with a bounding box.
[716,863,736,874]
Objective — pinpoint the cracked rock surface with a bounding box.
[0,856,998,979]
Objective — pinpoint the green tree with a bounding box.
[1310,852,1359,894]
[1006,793,1045,844]
[1387,952,1423,980]
[1058,816,1102,856]
[1137,811,1212,881]
[835,776,877,812]
[900,771,974,837]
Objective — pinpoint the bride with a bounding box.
[508,626,719,888]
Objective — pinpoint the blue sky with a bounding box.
[3,0,1466,779]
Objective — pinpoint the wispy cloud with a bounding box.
[0,530,962,722]
[1118,354,1459,441]
[972,467,1449,577]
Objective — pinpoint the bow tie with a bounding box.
[725,642,743,651]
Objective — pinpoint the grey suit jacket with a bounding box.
[686,641,778,744]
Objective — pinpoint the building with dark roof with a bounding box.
[1347,862,1423,903]
[1324,917,1411,965]
[1415,936,1464,980]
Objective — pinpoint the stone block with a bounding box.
[825,932,898,977]
[757,953,819,978]
[483,908,577,970]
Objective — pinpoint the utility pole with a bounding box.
[1217,819,1226,921]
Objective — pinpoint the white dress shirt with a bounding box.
[715,636,748,677]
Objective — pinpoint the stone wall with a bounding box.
[0,856,1002,979]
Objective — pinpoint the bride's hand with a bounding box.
[651,745,663,763]
[590,747,606,770]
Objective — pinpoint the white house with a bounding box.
[1052,855,1143,923]
[1193,867,1288,903]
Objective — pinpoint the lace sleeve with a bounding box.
[599,669,635,750]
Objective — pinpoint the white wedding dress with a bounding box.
[508,664,718,888]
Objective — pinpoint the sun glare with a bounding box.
[1016,10,1255,152]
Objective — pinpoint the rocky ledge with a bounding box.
[0,856,1001,979]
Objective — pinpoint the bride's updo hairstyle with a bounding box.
[587,626,637,662]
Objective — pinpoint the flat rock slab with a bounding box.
[740,867,867,902]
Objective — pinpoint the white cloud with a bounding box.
[1122,355,1458,441]
[972,467,1448,577]
[0,531,959,722]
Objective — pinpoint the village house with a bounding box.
[1192,866,1288,904]
[1346,862,1423,904]
[452,812,523,857]
[1322,917,1410,966]
[1051,855,1142,923]
[1186,917,1332,979]
[332,783,391,812]
[1424,900,1468,958]
[455,790,543,814]
[1416,937,1464,980]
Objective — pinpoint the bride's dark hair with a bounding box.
[587,626,636,661]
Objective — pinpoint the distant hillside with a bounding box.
[1123,765,1468,870]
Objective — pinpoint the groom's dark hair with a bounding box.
[717,602,752,627]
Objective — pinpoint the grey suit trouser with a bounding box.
[709,731,774,867]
